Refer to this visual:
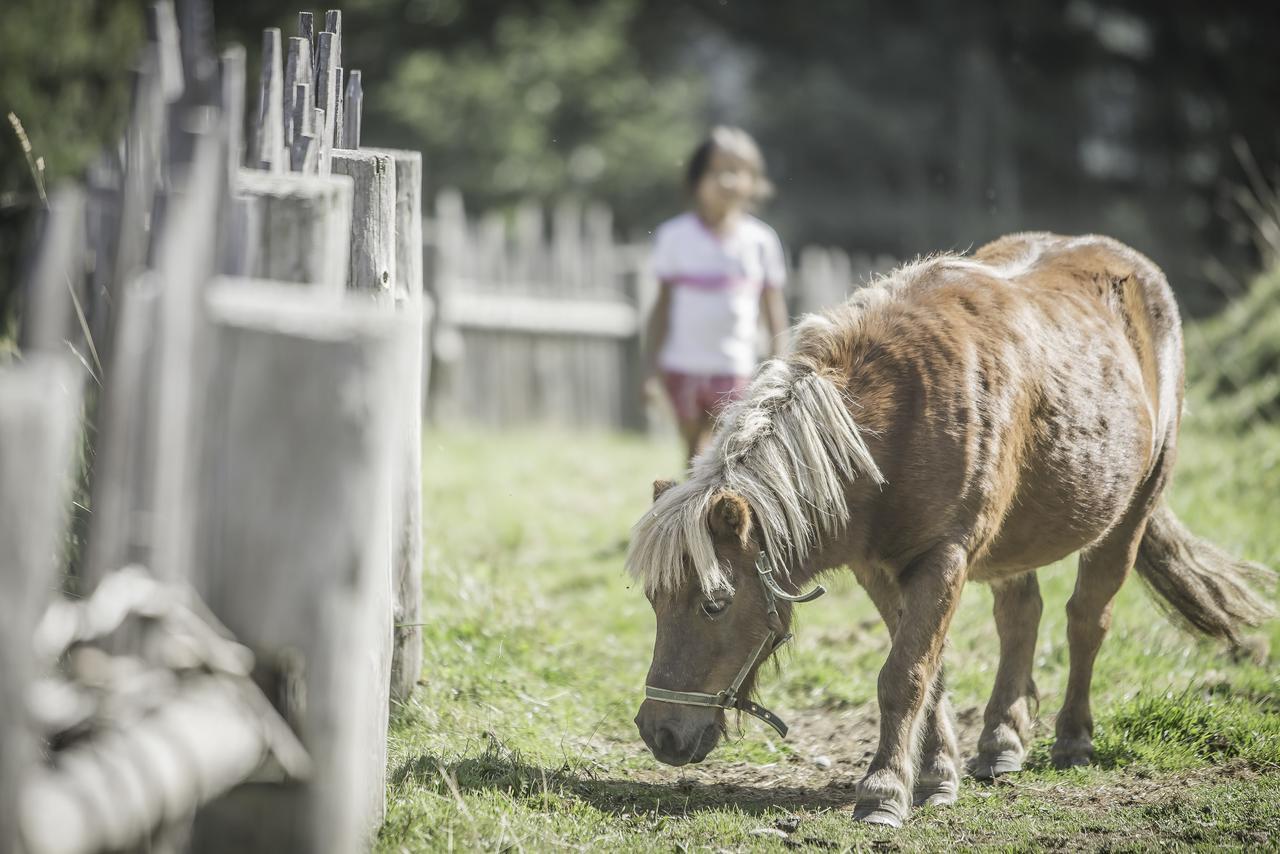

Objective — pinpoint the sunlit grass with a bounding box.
[380,407,1279,851]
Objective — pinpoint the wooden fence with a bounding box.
[1,3,424,853]
[427,191,647,429]
[426,196,897,429]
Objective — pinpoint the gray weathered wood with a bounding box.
[0,356,81,853]
[229,169,353,293]
[334,66,345,152]
[220,45,246,179]
[331,149,396,301]
[425,191,663,429]
[314,31,338,175]
[21,187,86,359]
[283,37,309,149]
[149,131,224,587]
[83,275,161,589]
[22,674,300,854]
[254,28,285,172]
[324,10,343,68]
[447,289,637,336]
[341,70,363,149]
[192,281,408,852]
[147,0,184,104]
[366,148,424,700]
[298,11,314,53]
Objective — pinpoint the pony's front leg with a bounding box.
[852,565,960,808]
[971,572,1042,778]
[854,544,967,827]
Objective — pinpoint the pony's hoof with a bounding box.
[1051,751,1093,769]
[1051,738,1093,769]
[851,803,905,827]
[912,779,958,807]
[967,751,1023,780]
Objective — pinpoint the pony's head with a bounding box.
[626,358,886,766]
[631,479,793,766]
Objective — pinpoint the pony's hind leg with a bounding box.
[970,572,1042,778]
[854,566,960,808]
[853,544,967,827]
[1053,523,1144,768]
[914,666,960,807]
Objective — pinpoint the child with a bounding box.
[644,126,790,464]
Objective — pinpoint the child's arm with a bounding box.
[760,286,789,358]
[644,281,673,378]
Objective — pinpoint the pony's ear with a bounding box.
[708,489,751,546]
[652,478,676,503]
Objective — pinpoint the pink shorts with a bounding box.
[661,371,751,422]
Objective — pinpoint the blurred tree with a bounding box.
[3,0,1279,316]
[0,0,142,324]
[374,0,705,227]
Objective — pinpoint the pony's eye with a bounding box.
[701,598,730,618]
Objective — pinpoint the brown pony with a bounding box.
[626,233,1274,827]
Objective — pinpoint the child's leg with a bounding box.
[680,414,714,464]
[690,374,751,461]
[662,371,708,465]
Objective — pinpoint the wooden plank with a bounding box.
[254,28,284,171]
[340,70,362,149]
[0,356,81,853]
[219,45,246,181]
[20,187,85,358]
[315,31,338,174]
[23,674,304,854]
[230,169,353,293]
[447,289,638,337]
[193,281,409,853]
[298,11,315,53]
[334,67,345,152]
[283,37,309,149]
[363,148,425,700]
[146,0,184,103]
[289,83,319,173]
[83,275,161,588]
[324,10,343,67]
[148,131,224,587]
[331,149,396,301]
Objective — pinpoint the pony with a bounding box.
[626,232,1273,827]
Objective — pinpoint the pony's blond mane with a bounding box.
[626,320,888,597]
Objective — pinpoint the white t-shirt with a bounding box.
[651,212,787,377]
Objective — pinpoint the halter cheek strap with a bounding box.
[643,551,825,739]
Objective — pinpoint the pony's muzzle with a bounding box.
[635,701,721,766]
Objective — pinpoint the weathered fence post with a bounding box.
[332,149,396,302]
[367,148,425,700]
[328,146,401,834]
[0,356,80,852]
[191,282,409,853]
[225,170,354,293]
[254,28,285,171]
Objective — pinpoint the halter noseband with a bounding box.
[643,551,826,738]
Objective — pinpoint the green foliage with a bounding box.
[1185,265,1280,428]
[0,0,141,198]
[378,0,703,227]
[1092,690,1280,769]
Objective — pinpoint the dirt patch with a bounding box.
[591,702,1263,817]
[615,701,989,796]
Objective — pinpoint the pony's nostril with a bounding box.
[654,724,680,756]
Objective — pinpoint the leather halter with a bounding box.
[643,551,826,738]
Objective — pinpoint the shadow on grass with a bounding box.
[391,742,862,816]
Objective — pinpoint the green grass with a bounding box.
[380,412,1280,852]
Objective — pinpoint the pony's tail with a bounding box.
[1135,503,1275,646]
